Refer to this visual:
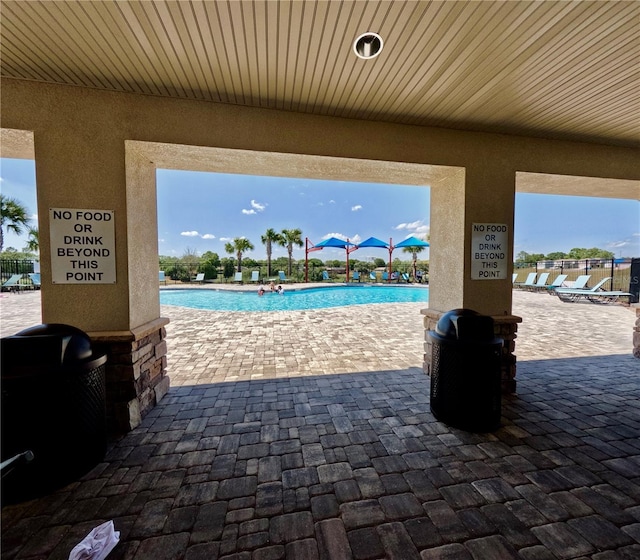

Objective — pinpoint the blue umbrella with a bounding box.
[307,237,355,281]
[393,236,429,281]
[314,237,354,248]
[355,237,393,281]
[357,236,389,249]
[394,236,429,248]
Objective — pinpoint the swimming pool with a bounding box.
[160,285,429,312]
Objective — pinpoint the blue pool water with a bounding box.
[160,285,429,312]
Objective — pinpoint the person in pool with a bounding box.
[277,285,284,295]
[258,283,265,296]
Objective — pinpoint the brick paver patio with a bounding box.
[1,288,638,559]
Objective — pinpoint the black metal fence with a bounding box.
[3,257,633,293]
[157,257,636,289]
[514,258,634,292]
[0,259,37,288]
[158,260,312,284]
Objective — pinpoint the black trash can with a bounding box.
[429,309,503,432]
[1,324,107,504]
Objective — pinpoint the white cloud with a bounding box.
[219,236,232,242]
[241,199,267,214]
[351,205,363,212]
[321,232,361,245]
[181,231,217,240]
[394,220,423,231]
[393,220,430,239]
[323,232,348,241]
[329,199,336,204]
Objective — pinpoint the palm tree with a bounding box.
[0,194,30,253]
[279,228,303,276]
[261,228,283,277]
[24,227,39,253]
[402,245,427,280]
[225,237,255,272]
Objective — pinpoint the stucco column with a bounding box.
[34,133,130,331]
[33,128,169,432]
[429,166,516,314]
[424,166,522,392]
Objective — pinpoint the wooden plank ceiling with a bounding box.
[1,0,638,147]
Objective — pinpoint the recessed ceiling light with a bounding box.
[353,32,383,60]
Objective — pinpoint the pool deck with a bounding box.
[1,288,639,559]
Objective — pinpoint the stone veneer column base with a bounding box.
[89,317,170,434]
[421,309,522,394]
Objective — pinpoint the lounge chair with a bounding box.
[382,271,389,282]
[1,274,25,293]
[401,272,410,282]
[28,273,41,289]
[512,273,518,283]
[251,271,260,283]
[193,272,205,283]
[322,270,330,281]
[369,271,378,282]
[234,272,243,283]
[278,271,289,282]
[159,271,166,285]
[582,289,635,304]
[540,274,568,293]
[525,272,550,291]
[568,275,592,289]
[554,277,612,302]
[549,274,591,294]
[351,271,360,282]
[513,272,536,289]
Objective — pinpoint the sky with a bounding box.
[1,157,639,262]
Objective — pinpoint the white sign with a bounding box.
[471,223,508,280]
[49,208,116,284]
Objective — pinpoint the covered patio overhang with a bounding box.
[1,85,639,426]
[0,0,638,432]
